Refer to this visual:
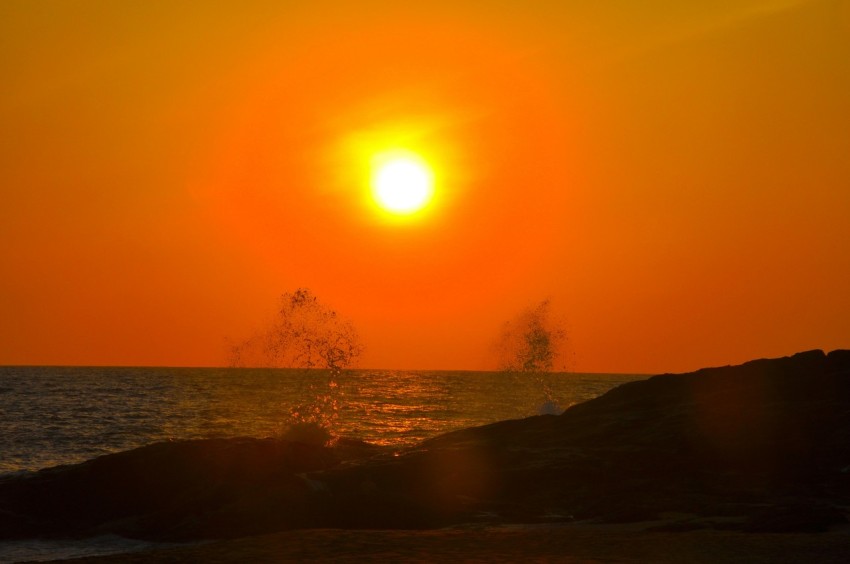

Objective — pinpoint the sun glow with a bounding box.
[371,151,434,215]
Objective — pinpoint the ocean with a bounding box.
[0,366,645,476]
[0,366,645,562]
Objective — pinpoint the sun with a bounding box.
[371,151,434,215]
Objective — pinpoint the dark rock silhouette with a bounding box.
[2,350,849,541]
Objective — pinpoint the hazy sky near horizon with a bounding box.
[2,0,848,373]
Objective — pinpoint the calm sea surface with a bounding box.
[0,366,646,475]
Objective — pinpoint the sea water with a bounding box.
[0,366,645,562]
[0,367,645,475]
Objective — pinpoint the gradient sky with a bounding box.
[2,0,848,373]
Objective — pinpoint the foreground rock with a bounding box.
[0,438,381,540]
[318,349,850,532]
[1,350,849,541]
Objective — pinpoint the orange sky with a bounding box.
[2,0,848,373]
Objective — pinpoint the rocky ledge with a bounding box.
[2,349,849,541]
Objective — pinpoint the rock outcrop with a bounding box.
[2,350,848,540]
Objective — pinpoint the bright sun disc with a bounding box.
[371,152,434,214]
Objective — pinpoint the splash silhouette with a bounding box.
[230,288,363,443]
[494,299,568,413]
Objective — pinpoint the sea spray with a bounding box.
[285,370,344,446]
[536,399,564,416]
[229,289,363,446]
[494,299,570,416]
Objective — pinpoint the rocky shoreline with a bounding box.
[2,350,848,546]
